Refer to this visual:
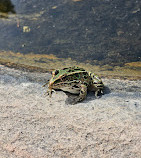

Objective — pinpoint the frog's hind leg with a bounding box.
[74,84,87,103]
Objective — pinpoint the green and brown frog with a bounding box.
[43,66,104,103]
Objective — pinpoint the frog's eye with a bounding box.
[52,70,59,76]
[54,70,59,75]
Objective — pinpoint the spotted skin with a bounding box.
[43,66,104,103]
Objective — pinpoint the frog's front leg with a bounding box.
[74,84,87,103]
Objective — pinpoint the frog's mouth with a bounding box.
[48,81,61,89]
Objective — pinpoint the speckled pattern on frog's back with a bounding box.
[51,67,87,83]
[51,70,92,94]
[53,70,92,86]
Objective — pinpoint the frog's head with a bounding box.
[48,69,69,89]
[49,67,82,85]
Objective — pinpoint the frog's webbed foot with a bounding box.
[95,89,103,98]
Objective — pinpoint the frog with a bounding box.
[43,66,104,104]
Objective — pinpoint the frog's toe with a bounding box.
[44,90,50,97]
[95,89,103,98]
[101,90,104,94]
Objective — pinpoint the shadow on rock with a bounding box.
[103,86,111,95]
[65,86,111,104]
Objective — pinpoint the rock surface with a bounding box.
[0,65,141,158]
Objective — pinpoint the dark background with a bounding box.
[0,0,141,66]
